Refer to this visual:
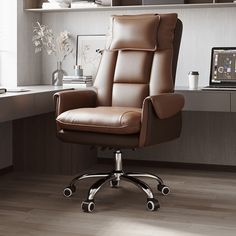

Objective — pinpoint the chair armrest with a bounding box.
[143,93,184,119]
[139,93,184,147]
[54,89,97,117]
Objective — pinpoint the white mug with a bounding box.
[188,71,199,90]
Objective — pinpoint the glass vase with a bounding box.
[52,61,65,86]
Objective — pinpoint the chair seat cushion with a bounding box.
[56,106,142,134]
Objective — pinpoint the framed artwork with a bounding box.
[76,34,107,79]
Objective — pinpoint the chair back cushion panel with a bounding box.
[112,50,153,107]
[112,84,149,108]
[114,51,153,83]
[157,13,178,50]
[149,49,174,95]
[110,14,160,51]
[93,50,118,106]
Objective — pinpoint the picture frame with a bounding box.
[76,34,107,79]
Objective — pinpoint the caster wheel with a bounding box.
[146,198,160,212]
[81,200,95,213]
[63,185,76,197]
[110,179,120,188]
[157,184,170,196]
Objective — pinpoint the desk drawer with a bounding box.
[179,91,230,112]
[0,95,35,122]
[231,93,236,112]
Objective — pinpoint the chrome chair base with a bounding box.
[63,150,170,213]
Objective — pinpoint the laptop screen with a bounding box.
[210,47,236,85]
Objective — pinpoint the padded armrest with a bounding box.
[144,93,184,119]
[54,89,97,117]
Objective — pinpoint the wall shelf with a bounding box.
[25,2,236,13]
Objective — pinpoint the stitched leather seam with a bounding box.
[57,120,140,130]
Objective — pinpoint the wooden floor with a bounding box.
[0,165,236,236]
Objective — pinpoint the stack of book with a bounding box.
[63,75,93,88]
[42,0,70,9]
[71,1,98,8]
[94,0,111,6]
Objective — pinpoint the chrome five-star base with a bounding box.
[63,150,170,213]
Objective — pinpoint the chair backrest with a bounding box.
[94,13,182,108]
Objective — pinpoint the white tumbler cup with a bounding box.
[188,71,199,90]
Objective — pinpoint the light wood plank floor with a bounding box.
[0,165,236,236]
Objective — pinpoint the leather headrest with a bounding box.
[109,14,160,51]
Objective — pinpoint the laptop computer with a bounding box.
[202,47,236,91]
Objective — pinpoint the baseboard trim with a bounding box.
[98,158,236,172]
[0,165,14,175]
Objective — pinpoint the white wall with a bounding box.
[41,7,236,87]
[0,0,17,87]
[0,0,42,87]
[17,0,42,86]
[0,1,42,170]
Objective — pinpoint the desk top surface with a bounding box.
[0,85,70,98]
[1,85,236,98]
[0,85,235,121]
[176,86,236,93]
[0,86,73,122]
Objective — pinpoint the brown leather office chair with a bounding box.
[54,13,184,213]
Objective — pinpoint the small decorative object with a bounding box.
[32,22,73,86]
[74,65,83,76]
[52,61,66,86]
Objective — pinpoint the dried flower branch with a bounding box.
[32,22,73,62]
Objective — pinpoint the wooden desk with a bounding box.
[0,86,70,122]
[2,86,236,172]
[175,86,235,112]
[101,87,236,167]
[0,86,96,174]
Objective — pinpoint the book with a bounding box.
[63,83,93,88]
[63,81,93,84]
[63,75,93,82]
[71,1,98,8]
[95,0,111,6]
[42,2,70,9]
[0,88,7,94]
[63,75,92,79]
